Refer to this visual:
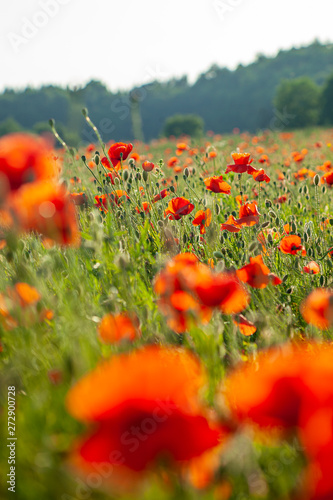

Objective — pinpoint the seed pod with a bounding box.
[314,174,320,186]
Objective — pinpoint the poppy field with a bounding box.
[1,120,333,500]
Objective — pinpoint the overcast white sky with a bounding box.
[1,0,332,92]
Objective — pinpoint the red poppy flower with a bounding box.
[237,201,260,227]
[321,171,333,185]
[236,255,282,289]
[252,168,270,183]
[303,261,320,275]
[66,346,227,486]
[300,289,333,329]
[135,202,150,214]
[142,161,154,172]
[9,180,80,247]
[225,152,256,174]
[0,133,56,199]
[164,197,194,220]
[220,215,242,233]
[192,209,212,234]
[108,142,133,167]
[98,312,140,344]
[153,188,169,203]
[233,314,257,336]
[279,235,306,255]
[203,176,231,194]
[185,265,250,314]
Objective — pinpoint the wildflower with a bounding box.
[225,152,256,174]
[237,201,260,227]
[142,161,154,172]
[192,209,212,234]
[236,255,282,289]
[303,261,320,275]
[0,133,56,200]
[279,235,306,255]
[9,180,80,247]
[153,189,169,203]
[98,313,140,344]
[300,289,333,329]
[220,215,242,233]
[203,176,231,194]
[107,142,133,167]
[164,197,194,220]
[252,169,270,183]
[233,314,257,336]
[66,346,227,487]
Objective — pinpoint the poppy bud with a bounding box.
[275,217,280,226]
[49,118,55,127]
[170,186,175,193]
[304,232,308,242]
[248,241,259,252]
[304,185,309,194]
[282,274,288,282]
[123,170,129,181]
[286,287,293,294]
[135,172,141,181]
[213,251,223,259]
[82,108,88,117]
[320,275,325,286]
[184,168,189,178]
[291,222,297,233]
[143,171,148,182]
[94,154,100,166]
[330,219,333,226]
[81,155,86,162]
[314,174,320,186]
[265,199,272,208]
[215,204,220,215]
[322,186,327,194]
[261,221,270,228]
[297,202,302,209]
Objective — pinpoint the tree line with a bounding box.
[0,40,333,145]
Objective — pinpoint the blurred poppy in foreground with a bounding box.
[66,346,228,490]
[164,197,194,220]
[0,133,57,201]
[232,314,257,336]
[300,289,333,329]
[0,282,51,330]
[9,180,80,247]
[224,343,333,500]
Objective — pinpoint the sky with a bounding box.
[1,0,332,93]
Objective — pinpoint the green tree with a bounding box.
[0,117,24,136]
[163,114,204,138]
[320,74,333,125]
[274,77,320,128]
